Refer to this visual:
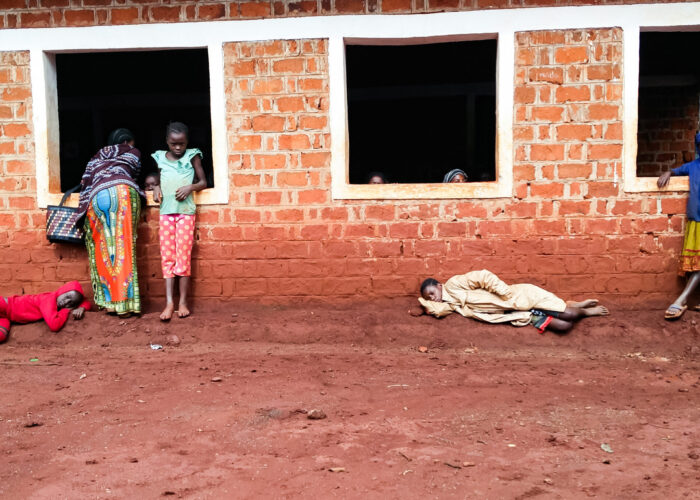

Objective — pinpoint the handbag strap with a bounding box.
[59,184,82,207]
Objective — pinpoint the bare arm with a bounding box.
[175,154,208,201]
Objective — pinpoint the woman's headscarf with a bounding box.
[443,169,468,183]
[107,128,135,146]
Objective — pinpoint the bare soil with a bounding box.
[1,298,700,499]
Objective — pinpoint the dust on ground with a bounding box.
[1,298,699,499]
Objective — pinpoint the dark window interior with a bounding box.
[637,32,700,177]
[345,40,497,184]
[56,49,213,191]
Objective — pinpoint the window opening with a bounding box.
[637,31,700,177]
[56,49,213,191]
[345,40,497,184]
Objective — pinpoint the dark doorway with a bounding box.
[56,49,213,191]
[637,32,700,177]
[345,39,497,184]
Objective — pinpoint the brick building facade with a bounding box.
[0,1,699,304]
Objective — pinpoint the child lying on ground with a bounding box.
[0,281,91,343]
[413,269,609,333]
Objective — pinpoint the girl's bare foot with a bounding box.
[582,305,609,317]
[567,298,599,308]
[177,304,190,318]
[160,303,175,321]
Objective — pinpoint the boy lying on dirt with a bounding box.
[0,281,91,343]
[412,269,609,334]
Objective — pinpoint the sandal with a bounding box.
[693,304,700,312]
[664,304,687,321]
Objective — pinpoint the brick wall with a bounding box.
[636,87,700,177]
[0,27,693,303]
[0,0,698,29]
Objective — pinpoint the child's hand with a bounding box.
[175,185,193,201]
[657,171,672,188]
[71,307,85,320]
[152,185,162,203]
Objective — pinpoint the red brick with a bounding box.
[256,191,283,205]
[252,78,284,95]
[555,46,588,64]
[275,209,304,222]
[335,0,364,12]
[477,220,513,236]
[530,144,565,161]
[365,205,395,220]
[454,202,487,219]
[110,7,139,24]
[20,11,51,27]
[558,163,592,179]
[1,87,31,101]
[232,135,262,151]
[232,173,261,187]
[558,200,591,216]
[298,189,327,204]
[239,1,270,17]
[555,85,590,103]
[585,182,618,198]
[276,96,305,112]
[2,123,31,137]
[528,67,563,84]
[587,104,619,120]
[232,60,256,76]
[63,9,95,25]
[298,78,325,91]
[299,115,327,130]
[604,122,622,140]
[530,30,566,45]
[252,115,285,132]
[234,209,261,222]
[610,200,642,216]
[556,124,591,141]
[531,106,564,122]
[660,198,687,215]
[514,86,536,104]
[278,134,310,150]
[277,171,307,187]
[587,144,621,160]
[272,58,304,74]
[5,159,32,174]
[300,152,329,168]
[530,182,564,198]
[254,154,287,169]
[198,3,226,19]
[587,64,614,81]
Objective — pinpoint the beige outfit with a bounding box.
[418,269,567,327]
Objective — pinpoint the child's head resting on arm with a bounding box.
[420,278,443,302]
[57,290,83,310]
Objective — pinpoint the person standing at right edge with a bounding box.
[658,132,700,320]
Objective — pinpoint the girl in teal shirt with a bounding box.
[152,122,207,321]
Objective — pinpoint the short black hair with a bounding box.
[166,121,189,139]
[144,171,159,179]
[420,278,439,294]
[107,128,134,146]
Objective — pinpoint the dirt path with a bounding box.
[1,299,699,499]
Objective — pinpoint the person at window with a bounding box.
[657,132,700,320]
[144,171,160,192]
[412,269,609,334]
[443,169,468,183]
[151,122,208,321]
[73,128,145,317]
[367,171,387,184]
[0,281,90,343]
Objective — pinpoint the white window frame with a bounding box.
[329,33,513,200]
[29,43,228,208]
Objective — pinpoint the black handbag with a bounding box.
[46,184,84,244]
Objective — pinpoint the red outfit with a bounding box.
[0,281,91,342]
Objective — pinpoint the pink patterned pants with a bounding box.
[159,214,195,278]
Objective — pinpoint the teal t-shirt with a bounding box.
[151,148,202,215]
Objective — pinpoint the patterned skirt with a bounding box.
[679,220,700,276]
[84,184,141,314]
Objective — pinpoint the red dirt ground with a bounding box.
[1,298,699,499]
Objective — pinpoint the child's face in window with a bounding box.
[166,132,188,159]
[449,173,467,183]
[145,175,159,191]
[421,284,442,302]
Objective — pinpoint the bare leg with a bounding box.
[567,299,599,308]
[557,305,609,321]
[670,272,700,309]
[178,276,191,318]
[547,317,574,333]
[160,278,175,321]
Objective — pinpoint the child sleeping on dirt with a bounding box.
[0,281,91,343]
[412,269,609,334]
